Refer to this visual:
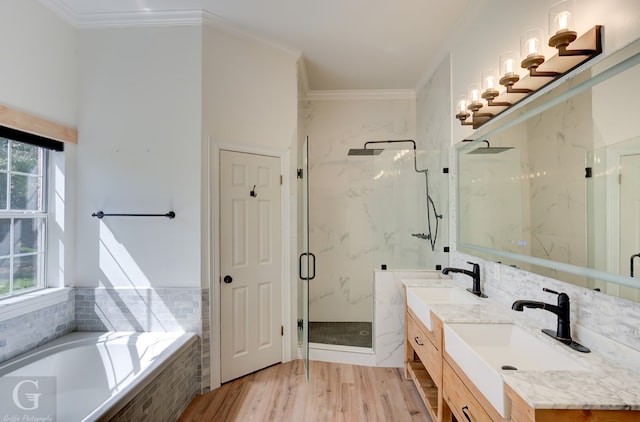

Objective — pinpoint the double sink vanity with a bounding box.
[404,276,640,421]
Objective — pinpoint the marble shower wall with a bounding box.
[372,148,448,271]
[304,97,416,322]
[416,56,451,269]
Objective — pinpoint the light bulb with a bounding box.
[456,96,468,115]
[505,59,515,74]
[556,11,571,31]
[482,68,501,98]
[549,0,575,36]
[520,29,544,59]
[500,51,520,77]
[527,38,539,55]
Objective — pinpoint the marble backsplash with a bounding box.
[449,251,640,372]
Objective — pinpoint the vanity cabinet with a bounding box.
[443,359,493,422]
[404,289,450,422]
[405,287,640,421]
[443,355,506,422]
[505,385,639,422]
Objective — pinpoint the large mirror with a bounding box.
[457,37,640,302]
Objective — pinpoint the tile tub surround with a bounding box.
[405,278,640,412]
[75,287,202,332]
[109,334,200,421]
[0,289,75,363]
[75,286,210,392]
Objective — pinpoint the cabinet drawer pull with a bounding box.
[413,336,424,346]
[462,405,472,421]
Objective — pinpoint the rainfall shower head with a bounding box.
[347,140,416,157]
[466,140,514,154]
[347,148,384,156]
[467,146,514,154]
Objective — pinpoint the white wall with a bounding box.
[202,25,298,150]
[0,0,77,127]
[75,25,203,288]
[0,1,77,288]
[202,24,299,387]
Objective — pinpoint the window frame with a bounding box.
[0,139,49,299]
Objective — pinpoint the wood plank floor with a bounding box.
[178,360,431,421]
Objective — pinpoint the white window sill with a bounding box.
[0,288,72,323]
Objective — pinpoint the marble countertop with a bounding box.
[403,278,640,411]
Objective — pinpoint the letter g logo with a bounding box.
[12,379,41,410]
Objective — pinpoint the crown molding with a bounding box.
[38,0,76,25]
[39,0,204,28]
[202,11,301,59]
[39,0,303,61]
[304,89,416,101]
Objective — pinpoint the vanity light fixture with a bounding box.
[481,68,511,106]
[466,83,494,127]
[498,51,532,95]
[466,83,483,112]
[455,95,473,126]
[520,28,559,77]
[455,0,602,129]
[548,0,596,56]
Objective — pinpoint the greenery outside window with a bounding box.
[0,138,47,297]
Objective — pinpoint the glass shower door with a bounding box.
[298,136,313,379]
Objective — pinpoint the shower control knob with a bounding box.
[223,275,233,284]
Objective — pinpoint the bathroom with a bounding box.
[0,0,639,420]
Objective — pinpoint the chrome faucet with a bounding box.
[512,288,590,353]
[442,261,487,298]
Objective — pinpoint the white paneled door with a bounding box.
[220,150,282,383]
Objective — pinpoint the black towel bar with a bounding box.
[91,211,175,219]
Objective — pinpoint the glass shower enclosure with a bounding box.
[305,139,448,351]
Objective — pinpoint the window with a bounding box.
[0,138,47,297]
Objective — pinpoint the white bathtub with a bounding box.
[0,331,197,421]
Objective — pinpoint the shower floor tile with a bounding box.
[308,321,372,348]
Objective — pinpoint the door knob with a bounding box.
[223,275,233,284]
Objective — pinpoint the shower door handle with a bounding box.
[631,253,640,277]
[308,253,316,280]
[299,252,316,281]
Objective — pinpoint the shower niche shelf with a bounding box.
[406,360,438,417]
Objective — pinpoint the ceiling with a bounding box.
[40,0,472,91]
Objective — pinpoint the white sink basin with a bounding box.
[406,287,481,330]
[403,273,451,282]
[444,322,588,418]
